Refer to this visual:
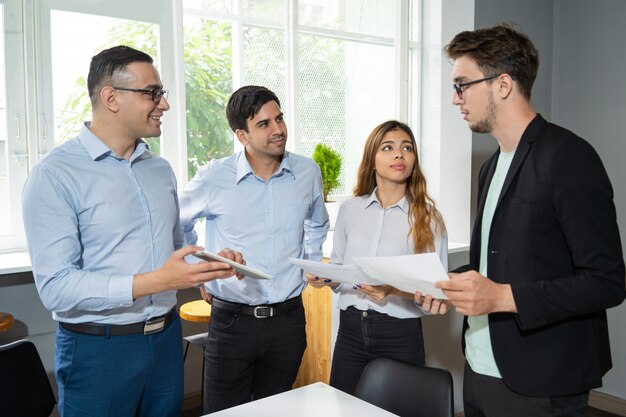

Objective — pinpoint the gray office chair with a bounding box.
[354,357,454,417]
[0,339,56,417]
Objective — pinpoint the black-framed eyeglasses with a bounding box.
[453,74,500,98]
[113,87,168,103]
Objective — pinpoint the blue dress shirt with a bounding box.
[22,123,181,324]
[179,150,329,305]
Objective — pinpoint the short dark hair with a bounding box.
[87,45,153,105]
[226,85,281,132]
[444,23,539,99]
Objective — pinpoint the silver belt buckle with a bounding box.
[144,317,166,335]
[253,306,273,318]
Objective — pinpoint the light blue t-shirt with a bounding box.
[465,149,515,378]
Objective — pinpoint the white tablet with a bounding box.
[192,251,273,280]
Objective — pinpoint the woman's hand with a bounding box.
[414,291,449,315]
[306,273,340,288]
[356,284,398,301]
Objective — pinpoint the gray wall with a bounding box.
[473,0,626,401]
[551,0,626,400]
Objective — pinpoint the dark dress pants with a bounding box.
[329,306,425,396]
[202,301,307,414]
[463,362,589,417]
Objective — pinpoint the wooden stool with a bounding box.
[179,300,212,409]
[0,313,14,333]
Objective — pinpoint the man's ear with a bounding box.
[496,73,514,99]
[235,129,248,146]
[99,86,120,113]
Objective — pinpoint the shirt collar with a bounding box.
[78,122,149,162]
[235,150,295,184]
[365,187,409,213]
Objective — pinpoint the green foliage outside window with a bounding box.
[58,19,233,179]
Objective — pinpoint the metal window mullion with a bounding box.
[286,0,298,154]
[395,0,409,123]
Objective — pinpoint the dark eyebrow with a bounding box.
[254,112,284,127]
[255,118,270,127]
[142,84,163,90]
[381,139,412,146]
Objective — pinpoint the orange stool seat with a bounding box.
[179,300,212,323]
[0,313,14,333]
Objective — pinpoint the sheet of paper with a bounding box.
[288,258,381,286]
[352,252,448,299]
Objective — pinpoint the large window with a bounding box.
[1,0,433,253]
[182,0,422,195]
[1,0,29,252]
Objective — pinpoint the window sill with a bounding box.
[0,251,32,275]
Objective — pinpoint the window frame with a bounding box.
[1,0,473,255]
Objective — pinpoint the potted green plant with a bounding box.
[312,143,342,229]
[312,143,342,202]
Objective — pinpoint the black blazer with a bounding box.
[464,114,626,397]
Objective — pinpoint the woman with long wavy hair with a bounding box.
[308,120,449,395]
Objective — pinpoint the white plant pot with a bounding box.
[325,201,340,231]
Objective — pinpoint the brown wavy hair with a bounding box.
[354,120,445,253]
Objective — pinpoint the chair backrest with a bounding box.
[354,357,453,417]
[0,339,56,417]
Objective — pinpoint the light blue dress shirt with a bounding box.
[179,150,329,305]
[331,191,448,319]
[22,123,181,324]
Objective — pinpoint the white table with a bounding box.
[204,382,398,416]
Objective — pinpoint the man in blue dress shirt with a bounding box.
[180,85,329,413]
[22,45,241,417]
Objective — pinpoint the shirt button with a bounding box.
[362,311,368,318]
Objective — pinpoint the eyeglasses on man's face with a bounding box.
[453,74,500,99]
[113,86,168,103]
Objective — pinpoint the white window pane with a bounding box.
[183,0,231,15]
[0,3,9,235]
[242,26,287,116]
[244,0,284,22]
[183,16,233,179]
[50,11,160,151]
[299,0,395,39]
[299,36,395,197]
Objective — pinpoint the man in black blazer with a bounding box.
[436,24,626,417]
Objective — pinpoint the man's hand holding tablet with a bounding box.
[193,250,273,280]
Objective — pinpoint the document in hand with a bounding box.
[289,258,382,286]
[353,253,448,299]
[290,253,448,299]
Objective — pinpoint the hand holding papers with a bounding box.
[353,253,448,299]
[290,258,382,286]
[290,253,448,299]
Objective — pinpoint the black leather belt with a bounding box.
[59,309,176,336]
[210,295,302,319]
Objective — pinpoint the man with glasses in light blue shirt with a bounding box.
[179,85,329,413]
[22,45,241,417]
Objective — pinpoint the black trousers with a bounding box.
[202,299,307,414]
[463,362,589,417]
[329,306,425,396]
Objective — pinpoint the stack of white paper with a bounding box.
[290,253,448,299]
